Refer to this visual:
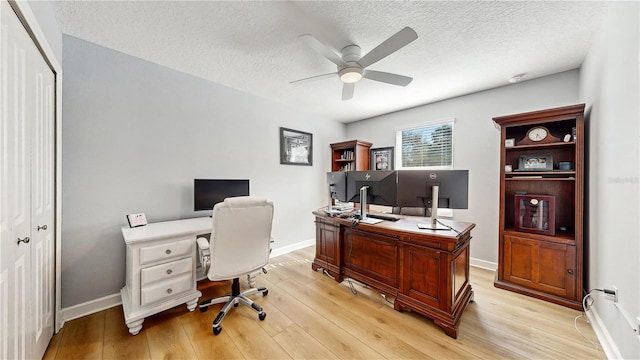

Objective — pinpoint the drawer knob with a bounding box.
[166,269,173,275]
[165,249,172,255]
[166,288,173,294]
[567,269,574,275]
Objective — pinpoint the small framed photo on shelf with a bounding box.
[126,213,147,228]
[514,194,555,235]
[505,138,516,147]
[280,127,313,166]
[517,154,553,171]
[370,147,394,170]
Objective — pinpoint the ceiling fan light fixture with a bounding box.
[339,67,363,83]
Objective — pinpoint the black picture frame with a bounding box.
[370,147,394,171]
[517,154,553,171]
[280,127,313,166]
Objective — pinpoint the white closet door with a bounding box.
[0,1,55,358]
[29,29,55,359]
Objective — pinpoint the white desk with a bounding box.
[120,217,212,335]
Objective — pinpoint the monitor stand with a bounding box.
[417,185,449,230]
[358,186,382,224]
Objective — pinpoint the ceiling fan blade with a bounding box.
[363,70,413,86]
[298,34,346,67]
[342,83,354,100]
[290,72,337,84]
[358,27,418,68]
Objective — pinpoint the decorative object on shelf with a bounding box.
[370,147,394,170]
[280,127,313,166]
[505,138,515,147]
[505,164,513,172]
[558,161,575,170]
[126,213,147,228]
[572,127,576,141]
[518,125,561,145]
[563,134,572,142]
[517,154,553,171]
[514,194,556,236]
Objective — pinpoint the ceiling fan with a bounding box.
[291,27,418,100]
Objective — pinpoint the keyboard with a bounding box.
[366,213,399,222]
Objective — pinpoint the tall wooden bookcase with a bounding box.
[493,104,585,310]
[330,140,372,172]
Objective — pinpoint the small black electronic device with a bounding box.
[366,213,399,222]
[193,179,250,211]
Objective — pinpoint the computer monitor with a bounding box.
[345,170,397,207]
[326,171,347,203]
[396,170,469,229]
[193,179,250,211]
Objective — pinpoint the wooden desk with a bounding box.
[312,211,475,338]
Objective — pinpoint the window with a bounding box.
[395,119,454,169]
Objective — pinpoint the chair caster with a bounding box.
[213,325,222,335]
[259,312,267,321]
[199,306,208,313]
[263,289,268,296]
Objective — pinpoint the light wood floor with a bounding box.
[44,246,605,359]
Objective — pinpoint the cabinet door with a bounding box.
[343,229,398,288]
[401,245,445,308]
[315,221,340,267]
[504,235,576,298]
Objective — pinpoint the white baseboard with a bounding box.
[271,238,315,258]
[61,292,122,324]
[585,306,622,359]
[470,257,498,271]
[60,239,315,325]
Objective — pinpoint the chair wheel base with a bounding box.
[199,306,208,313]
[263,290,269,296]
[259,312,267,321]
[213,326,222,335]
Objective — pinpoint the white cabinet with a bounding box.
[120,217,211,335]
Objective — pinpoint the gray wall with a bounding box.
[346,71,580,265]
[580,2,639,358]
[61,35,344,307]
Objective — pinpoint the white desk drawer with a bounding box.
[141,273,192,306]
[139,238,192,265]
[141,257,192,286]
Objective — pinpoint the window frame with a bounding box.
[395,118,456,170]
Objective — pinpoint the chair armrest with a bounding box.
[197,237,210,250]
[196,237,211,275]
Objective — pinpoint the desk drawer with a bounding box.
[139,238,193,265]
[141,273,192,306]
[141,257,192,286]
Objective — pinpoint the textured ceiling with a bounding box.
[51,1,608,123]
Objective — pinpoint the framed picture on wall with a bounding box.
[370,147,394,170]
[280,127,313,166]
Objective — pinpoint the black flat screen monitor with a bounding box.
[396,170,468,209]
[193,179,250,211]
[326,172,347,202]
[346,170,397,206]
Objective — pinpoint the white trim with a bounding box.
[62,239,317,321]
[395,119,456,170]
[11,1,64,333]
[61,293,122,324]
[585,305,623,359]
[394,117,457,132]
[271,238,315,258]
[470,257,498,271]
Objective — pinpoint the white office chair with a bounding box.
[196,196,274,335]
